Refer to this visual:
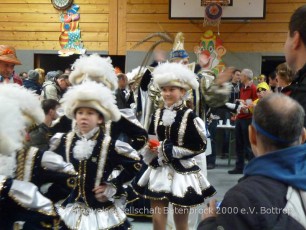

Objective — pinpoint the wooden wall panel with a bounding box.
[0,0,305,54]
[109,0,118,54]
[118,0,127,55]
[0,1,110,51]
[0,4,109,13]
[0,13,108,23]
[0,32,108,41]
[124,0,305,53]
[0,41,108,50]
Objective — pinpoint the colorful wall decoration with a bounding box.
[58,4,86,56]
[194,30,226,76]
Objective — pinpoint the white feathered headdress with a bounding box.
[0,97,25,155]
[0,84,44,126]
[152,62,199,90]
[61,81,121,122]
[69,53,118,91]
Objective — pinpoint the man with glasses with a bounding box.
[41,73,70,101]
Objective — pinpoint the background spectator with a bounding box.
[23,69,41,95]
[0,45,22,85]
[198,93,306,230]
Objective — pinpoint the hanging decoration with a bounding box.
[194,30,226,76]
[201,0,229,30]
[58,4,86,56]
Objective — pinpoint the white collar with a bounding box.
[75,126,100,140]
[164,100,183,110]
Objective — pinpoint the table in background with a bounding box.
[217,124,235,165]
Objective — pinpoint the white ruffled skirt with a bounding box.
[56,202,127,230]
[136,163,215,206]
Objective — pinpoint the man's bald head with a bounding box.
[252,93,305,151]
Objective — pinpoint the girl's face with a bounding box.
[161,86,185,106]
[256,89,269,99]
[75,107,103,134]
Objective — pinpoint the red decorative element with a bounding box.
[1,49,14,55]
[216,36,223,47]
[149,139,160,149]
[205,3,223,21]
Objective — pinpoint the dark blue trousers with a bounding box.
[235,118,254,170]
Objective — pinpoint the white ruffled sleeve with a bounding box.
[48,132,65,151]
[9,179,56,215]
[41,151,76,173]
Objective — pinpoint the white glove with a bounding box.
[157,145,166,166]
[225,102,236,110]
[103,184,117,202]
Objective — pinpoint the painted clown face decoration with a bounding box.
[194,30,226,75]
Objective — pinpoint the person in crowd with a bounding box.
[198,93,306,230]
[220,68,241,160]
[268,71,278,92]
[0,45,23,85]
[41,73,70,100]
[257,74,266,83]
[68,53,148,150]
[282,5,306,127]
[248,81,271,114]
[35,68,45,86]
[26,99,60,151]
[136,50,167,130]
[0,98,63,230]
[45,81,141,229]
[229,69,241,105]
[19,71,28,80]
[228,69,257,174]
[0,84,70,229]
[206,106,221,169]
[133,62,216,230]
[115,73,135,109]
[276,62,294,93]
[203,71,226,169]
[64,67,71,75]
[23,69,42,95]
[45,70,60,82]
[46,54,148,205]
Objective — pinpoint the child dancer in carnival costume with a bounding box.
[68,53,148,151]
[0,84,68,229]
[45,81,142,229]
[133,62,216,230]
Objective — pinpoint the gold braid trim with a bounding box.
[23,147,39,182]
[16,148,26,181]
[65,131,75,163]
[8,191,57,216]
[154,109,161,139]
[178,109,192,146]
[95,135,111,187]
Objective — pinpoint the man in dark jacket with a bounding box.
[23,69,41,95]
[198,93,306,230]
[115,73,135,109]
[282,4,306,127]
[26,99,60,151]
